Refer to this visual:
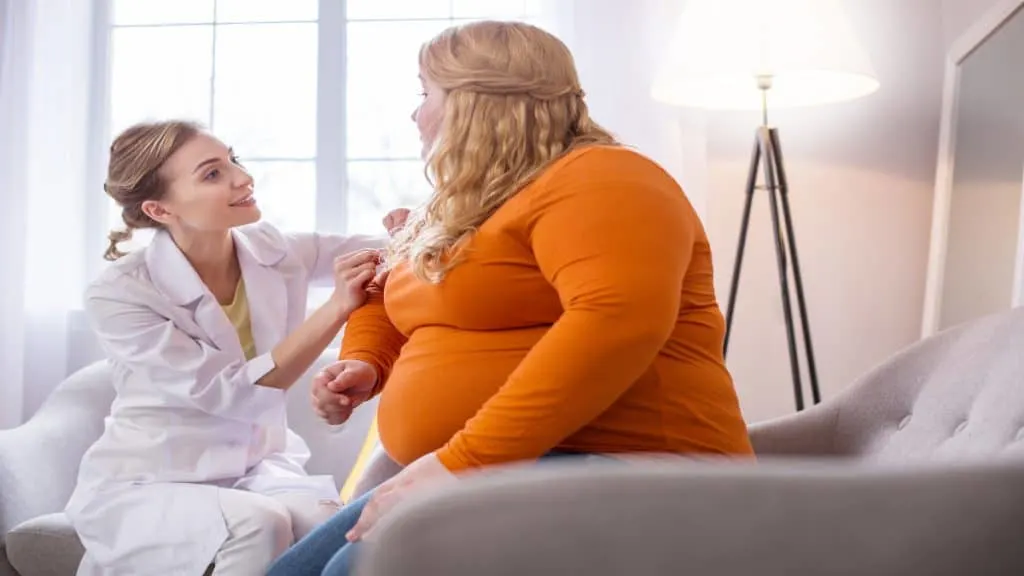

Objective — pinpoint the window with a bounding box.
[102,0,548,240]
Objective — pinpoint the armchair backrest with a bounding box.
[824,307,1024,461]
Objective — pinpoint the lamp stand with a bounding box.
[721,82,821,411]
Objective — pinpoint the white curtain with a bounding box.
[0,0,106,428]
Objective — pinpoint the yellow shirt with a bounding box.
[221,279,257,361]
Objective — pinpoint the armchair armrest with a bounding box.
[357,459,1024,576]
[747,402,842,456]
[0,361,114,538]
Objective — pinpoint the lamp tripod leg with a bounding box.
[759,127,805,412]
[768,128,821,405]
[723,137,761,356]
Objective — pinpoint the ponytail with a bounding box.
[103,227,134,261]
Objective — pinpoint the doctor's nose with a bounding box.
[233,167,254,190]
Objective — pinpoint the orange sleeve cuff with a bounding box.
[433,439,477,473]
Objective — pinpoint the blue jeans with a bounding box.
[266,490,372,576]
[266,451,591,576]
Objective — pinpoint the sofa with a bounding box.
[355,306,1024,575]
[5,305,1024,575]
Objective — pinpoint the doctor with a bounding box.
[65,120,398,576]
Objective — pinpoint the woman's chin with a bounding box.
[233,206,262,226]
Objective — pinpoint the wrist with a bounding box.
[324,294,352,323]
[341,356,381,391]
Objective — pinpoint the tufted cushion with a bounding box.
[816,307,1024,461]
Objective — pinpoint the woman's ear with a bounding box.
[140,199,173,225]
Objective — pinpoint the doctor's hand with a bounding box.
[311,359,378,425]
[330,249,381,318]
[370,208,410,291]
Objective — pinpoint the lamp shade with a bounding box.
[651,0,880,110]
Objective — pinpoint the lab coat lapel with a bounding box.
[146,230,243,358]
[233,228,287,356]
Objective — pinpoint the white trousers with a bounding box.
[210,488,340,575]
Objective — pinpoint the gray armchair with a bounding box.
[0,350,380,576]
[356,307,1024,576]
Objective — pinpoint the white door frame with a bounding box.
[1012,162,1024,307]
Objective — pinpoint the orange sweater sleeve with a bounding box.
[435,151,697,471]
[340,290,407,394]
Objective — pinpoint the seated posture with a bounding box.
[65,121,392,575]
[269,20,754,576]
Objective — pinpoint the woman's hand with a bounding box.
[346,452,457,542]
[371,208,411,291]
[311,359,378,425]
[383,208,411,237]
[329,249,380,318]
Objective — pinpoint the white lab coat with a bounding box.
[65,222,384,576]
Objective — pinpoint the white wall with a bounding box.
[561,0,709,220]
[942,0,1006,48]
[702,0,946,421]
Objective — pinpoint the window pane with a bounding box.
[347,161,433,235]
[213,24,318,159]
[110,26,213,135]
[346,20,455,160]
[346,0,450,20]
[244,161,318,231]
[215,0,318,23]
[112,0,213,25]
[451,0,528,19]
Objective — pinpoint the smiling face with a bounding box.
[140,132,260,233]
[412,70,446,159]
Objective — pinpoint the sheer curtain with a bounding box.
[0,0,105,428]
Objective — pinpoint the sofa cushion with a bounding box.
[6,513,83,576]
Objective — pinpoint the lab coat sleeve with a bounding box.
[85,289,285,425]
[284,232,388,287]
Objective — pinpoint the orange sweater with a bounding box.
[342,146,753,472]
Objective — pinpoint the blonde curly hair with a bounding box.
[389,20,618,283]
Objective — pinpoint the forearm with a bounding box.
[340,291,407,394]
[259,298,348,390]
[436,305,674,471]
[284,230,387,286]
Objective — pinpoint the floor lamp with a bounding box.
[651,0,880,411]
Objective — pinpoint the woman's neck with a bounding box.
[172,229,240,304]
